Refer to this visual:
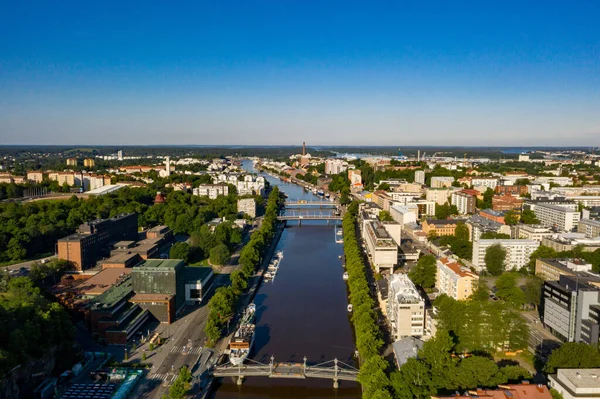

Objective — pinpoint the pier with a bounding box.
[212,356,358,388]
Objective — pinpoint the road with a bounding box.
[2,255,56,272]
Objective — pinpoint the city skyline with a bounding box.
[1,1,599,146]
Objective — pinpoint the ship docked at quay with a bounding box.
[228,303,257,366]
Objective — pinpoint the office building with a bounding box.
[237,198,257,218]
[549,368,600,399]
[146,225,173,241]
[58,213,138,271]
[472,239,540,272]
[363,220,398,273]
[430,176,455,188]
[536,258,593,281]
[534,203,581,232]
[579,219,600,238]
[117,150,123,161]
[414,170,425,185]
[451,189,478,214]
[542,274,600,342]
[436,258,478,300]
[387,274,426,340]
[193,184,229,199]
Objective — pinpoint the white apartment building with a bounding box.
[436,258,479,301]
[414,170,425,185]
[430,176,455,188]
[390,205,418,225]
[237,198,256,218]
[324,159,348,175]
[82,174,111,191]
[578,219,600,238]
[193,184,229,199]
[363,220,398,273]
[514,224,554,242]
[472,239,540,272]
[549,369,600,399]
[451,191,476,215]
[470,178,499,189]
[534,176,573,186]
[425,188,455,205]
[390,192,420,203]
[387,274,426,340]
[534,203,581,232]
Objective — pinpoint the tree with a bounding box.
[391,358,435,399]
[550,389,564,399]
[523,276,543,309]
[485,244,506,276]
[454,222,470,241]
[169,242,191,263]
[504,210,519,225]
[521,209,540,224]
[230,269,248,294]
[526,245,557,273]
[480,232,511,239]
[358,355,391,399]
[495,273,525,308]
[340,187,351,205]
[377,182,391,191]
[455,356,501,389]
[169,366,192,399]
[544,342,600,373]
[409,255,437,289]
[209,243,230,266]
[378,210,394,222]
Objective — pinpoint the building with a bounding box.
[130,259,187,324]
[58,213,138,271]
[542,274,600,342]
[542,233,600,253]
[514,224,553,242]
[451,189,478,215]
[193,184,229,199]
[117,150,123,160]
[49,171,83,187]
[479,209,506,224]
[27,171,44,183]
[534,203,581,232]
[471,178,499,189]
[237,198,257,218]
[430,176,455,188]
[390,204,417,225]
[433,383,552,399]
[422,219,463,237]
[495,185,528,196]
[363,220,398,273]
[493,195,524,211]
[414,170,425,185]
[535,258,593,281]
[387,274,426,340]
[579,219,600,238]
[82,173,111,191]
[66,158,78,166]
[472,239,540,272]
[391,337,424,368]
[425,188,453,206]
[184,267,214,304]
[84,158,95,168]
[146,225,173,241]
[101,252,142,269]
[436,258,479,300]
[371,190,392,211]
[324,159,347,175]
[466,214,511,242]
[549,368,600,399]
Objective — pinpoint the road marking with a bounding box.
[148,373,171,381]
[169,346,203,355]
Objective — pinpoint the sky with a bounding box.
[1,1,599,146]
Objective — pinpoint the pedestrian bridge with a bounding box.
[284,200,338,208]
[212,356,358,388]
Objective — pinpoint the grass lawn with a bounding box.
[189,258,211,267]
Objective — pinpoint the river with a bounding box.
[209,160,361,399]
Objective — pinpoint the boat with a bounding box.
[338,255,342,259]
[336,230,343,236]
[317,189,324,196]
[312,188,318,194]
[347,304,353,312]
[229,304,256,366]
[264,271,274,279]
[275,250,283,259]
[325,192,330,198]
[343,272,349,281]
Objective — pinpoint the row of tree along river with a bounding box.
[210,160,361,398]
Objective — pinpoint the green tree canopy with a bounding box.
[409,255,437,289]
[504,210,519,225]
[485,244,507,276]
[495,272,525,308]
[521,209,540,224]
[169,242,191,263]
[544,342,600,373]
[209,243,230,266]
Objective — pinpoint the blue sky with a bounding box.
[1,1,599,146]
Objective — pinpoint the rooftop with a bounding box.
[130,293,174,302]
[476,239,539,246]
[86,184,124,195]
[185,266,214,283]
[88,275,133,310]
[438,258,478,279]
[80,268,132,296]
[389,273,423,304]
[102,252,141,265]
[392,337,424,368]
[556,368,600,391]
[580,218,600,227]
[134,259,185,271]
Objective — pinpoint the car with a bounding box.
[20,267,28,273]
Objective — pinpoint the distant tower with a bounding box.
[165,156,171,177]
[417,150,421,162]
[117,150,123,161]
[302,142,306,156]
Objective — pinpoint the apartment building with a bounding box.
[387,274,426,340]
[535,258,592,281]
[372,190,393,211]
[542,233,600,253]
[237,198,257,218]
[82,174,111,191]
[422,219,464,237]
[479,209,506,224]
[26,171,44,183]
[466,215,511,242]
[472,239,540,272]
[495,185,528,196]
[49,171,83,187]
[470,178,499,189]
[414,170,425,185]
[84,158,95,168]
[542,274,600,343]
[430,176,455,188]
[324,159,347,175]
[425,188,453,205]
[66,158,77,166]
[193,184,229,199]
[436,258,478,300]
[514,224,553,242]
[363,220,398,273]
[578,219,600,238]
[534,203,581,232]
[492,195,523,211]
[434,383,552,399]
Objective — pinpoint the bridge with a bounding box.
[212,356,358,388]
[278,212,342,222]
[284,200,339,208]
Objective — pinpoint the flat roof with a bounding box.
[58,233,91,242]
[130,293,173,302]
[86,184,124,195]
[102,252,140,264]
[557,368,600,389]
[185,266,213,283]
[135,259,184,271]
[113,240,135,248]
[80,268,132,296]
[88,275,133,310]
